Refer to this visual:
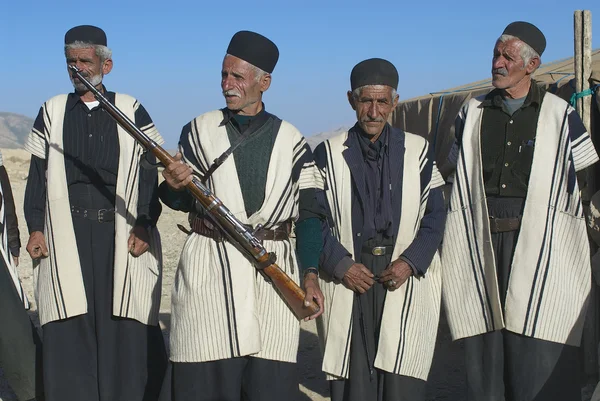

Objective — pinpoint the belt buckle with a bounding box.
[372,246,386,256]
[98,209,107,223]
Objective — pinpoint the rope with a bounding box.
[570,84,600,107]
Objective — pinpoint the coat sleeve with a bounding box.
[400,142,446,275]
[0,164,20,256]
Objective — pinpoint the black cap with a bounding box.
[350,58,399,91]
[65,25,107,46]
[226,31,279,73]
[502,21,546,56]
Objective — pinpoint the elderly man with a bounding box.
[23,25,167,401]
[314,58,446,401]
[159,30,325,401]
[442,21,599,401]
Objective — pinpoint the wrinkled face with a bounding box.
[348,85,399,136]
[221,55,269,115]
[66,47,111,91]
[491,38,532,90]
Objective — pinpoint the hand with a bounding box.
[302,272,324,321]
[342,263,375,294]
[162,152,193,191]
[12,256,18,267]
[26,231,49,260]
[378,259,413,291]
[128,225,150,257]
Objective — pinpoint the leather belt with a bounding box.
[71,205,115,223]
[361,245,394,256]
[489,216,521,233]
[186,216,291,242]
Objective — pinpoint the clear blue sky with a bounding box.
[1,0,598,148]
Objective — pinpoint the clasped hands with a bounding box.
[342,258,412,293]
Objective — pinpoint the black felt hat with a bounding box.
[65,25,107,46]
[226,31,279,73]
[502,21,546,56]
[350,58,399,91]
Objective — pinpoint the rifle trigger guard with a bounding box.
[257,252,277,270]
[139,151,163,169]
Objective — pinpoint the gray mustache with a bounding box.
[493,68,508,77]
[223,90,241,97]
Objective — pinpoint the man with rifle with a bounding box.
[160,30,325,401]
[23,25,167,401]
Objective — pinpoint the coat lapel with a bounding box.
[342,130,367,211]
[388,127,406,238]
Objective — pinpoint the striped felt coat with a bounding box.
[0,151,28,308]
[24,93,164,326]
[442,92,599,346]
[169,110,323,363]
[315,128,445,381]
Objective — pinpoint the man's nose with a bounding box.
[492,57,504,69]
[221,76,233,90]
[368,103,378,118]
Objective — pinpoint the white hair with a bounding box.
[65,41,112,63]
[498,34,541,69]
[352,86,397,100]
[224,53,268,82]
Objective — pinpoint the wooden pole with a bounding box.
[575,10,583,118]
[575,10,593,133]
[583,10,593,133]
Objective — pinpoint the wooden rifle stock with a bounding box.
[68,66,319,320]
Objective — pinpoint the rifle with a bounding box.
[68,65,319,320]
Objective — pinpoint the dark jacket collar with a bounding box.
[67,85,113,111]
[342,122,406,213]
[219,103,270,133]
[480,79,545,109]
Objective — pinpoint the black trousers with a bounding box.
[464,197,581,401]
[42,217,167,401]
[171,357,300,401]
[0,256,43,401]
[330,236,427,401]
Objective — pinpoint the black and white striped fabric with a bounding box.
[169,110,323,363]
[442,92,599,346]
[0,150,28,308]
[316,131,442,381]
[24,93,164,326]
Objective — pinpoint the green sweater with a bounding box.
[160,110,322,273]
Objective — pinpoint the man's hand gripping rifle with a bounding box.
[67,65,320,320]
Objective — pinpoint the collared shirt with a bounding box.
[355,124,393,240]
[24,89,161,233]
[480,80,545,197]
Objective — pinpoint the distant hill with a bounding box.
[306,126,350,149]
[0,112,33,149]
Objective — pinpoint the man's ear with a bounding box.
[347,90,356,110]
[102,58,113,75]
[259,73,272,92]
[525,57,540,75]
